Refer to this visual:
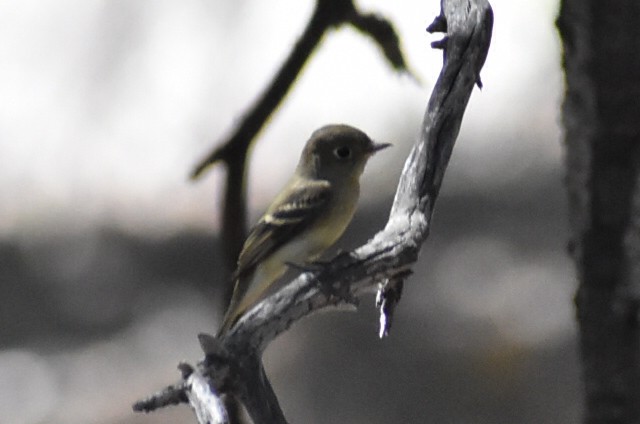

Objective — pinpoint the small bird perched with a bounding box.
[218,124,390,335]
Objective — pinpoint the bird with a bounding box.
[218,124,390,335]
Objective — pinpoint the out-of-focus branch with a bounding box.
[190,0,411,304]
[190,0,409,179]
[350,12,411,74]
[187,3,409,423]
[135,1,493,422]
[223,0,493,351]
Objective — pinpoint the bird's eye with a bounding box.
[333,146,352,159]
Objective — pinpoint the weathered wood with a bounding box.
[134,1,493,422]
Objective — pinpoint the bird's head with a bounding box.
[297,124,391,182]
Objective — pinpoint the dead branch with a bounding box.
[134,0,493,422]
[189,0,410,306]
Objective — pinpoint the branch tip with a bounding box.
[190,145,229,180]
[132,382,189,413]
[178,362,195,379]
[198,332,222,355]
[376,271,410,338]
[431,37,448,50]
[350,12,413,77]
[426,15,447,33]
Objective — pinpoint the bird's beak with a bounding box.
[368,142,392,154]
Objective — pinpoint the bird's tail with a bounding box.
[217,275,272,337]
[217,306,238,337]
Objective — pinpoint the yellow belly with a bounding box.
[219,178,361,333]
[230,188,358,323]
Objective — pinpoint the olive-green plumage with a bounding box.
[218,124,390,335]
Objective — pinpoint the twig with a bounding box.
[190,0,409,180]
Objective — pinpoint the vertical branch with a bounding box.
[558,1,640,422]
[220,152,248,300]
[236,357,288,424]
[193,1,337,284]
[187,3,410,423]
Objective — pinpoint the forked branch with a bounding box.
[134,1,493,422]
[189,0,410,303]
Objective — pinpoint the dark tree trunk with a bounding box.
[557,1,640,423]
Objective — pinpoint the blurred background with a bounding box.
[0,0,577,423]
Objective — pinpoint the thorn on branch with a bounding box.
[198,332,224,356]
[426,14,448,34]
[431,36,449,50]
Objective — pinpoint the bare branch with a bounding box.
[181,363,230,424]
[189,0,412,304]
[133,363,229,424]
[223,0,494,351]
[196,335,288,423]
[133,381,188,413]
[190,0,410,180]
[135,1,493,422]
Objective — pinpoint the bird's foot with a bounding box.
[288,251,358,306]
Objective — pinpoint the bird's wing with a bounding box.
[233,179,332,280]
[218,180,332,335]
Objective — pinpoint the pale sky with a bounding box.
[0,4,572,423]
[0,0,562,238]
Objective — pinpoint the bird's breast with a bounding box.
[268,181,360,271]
